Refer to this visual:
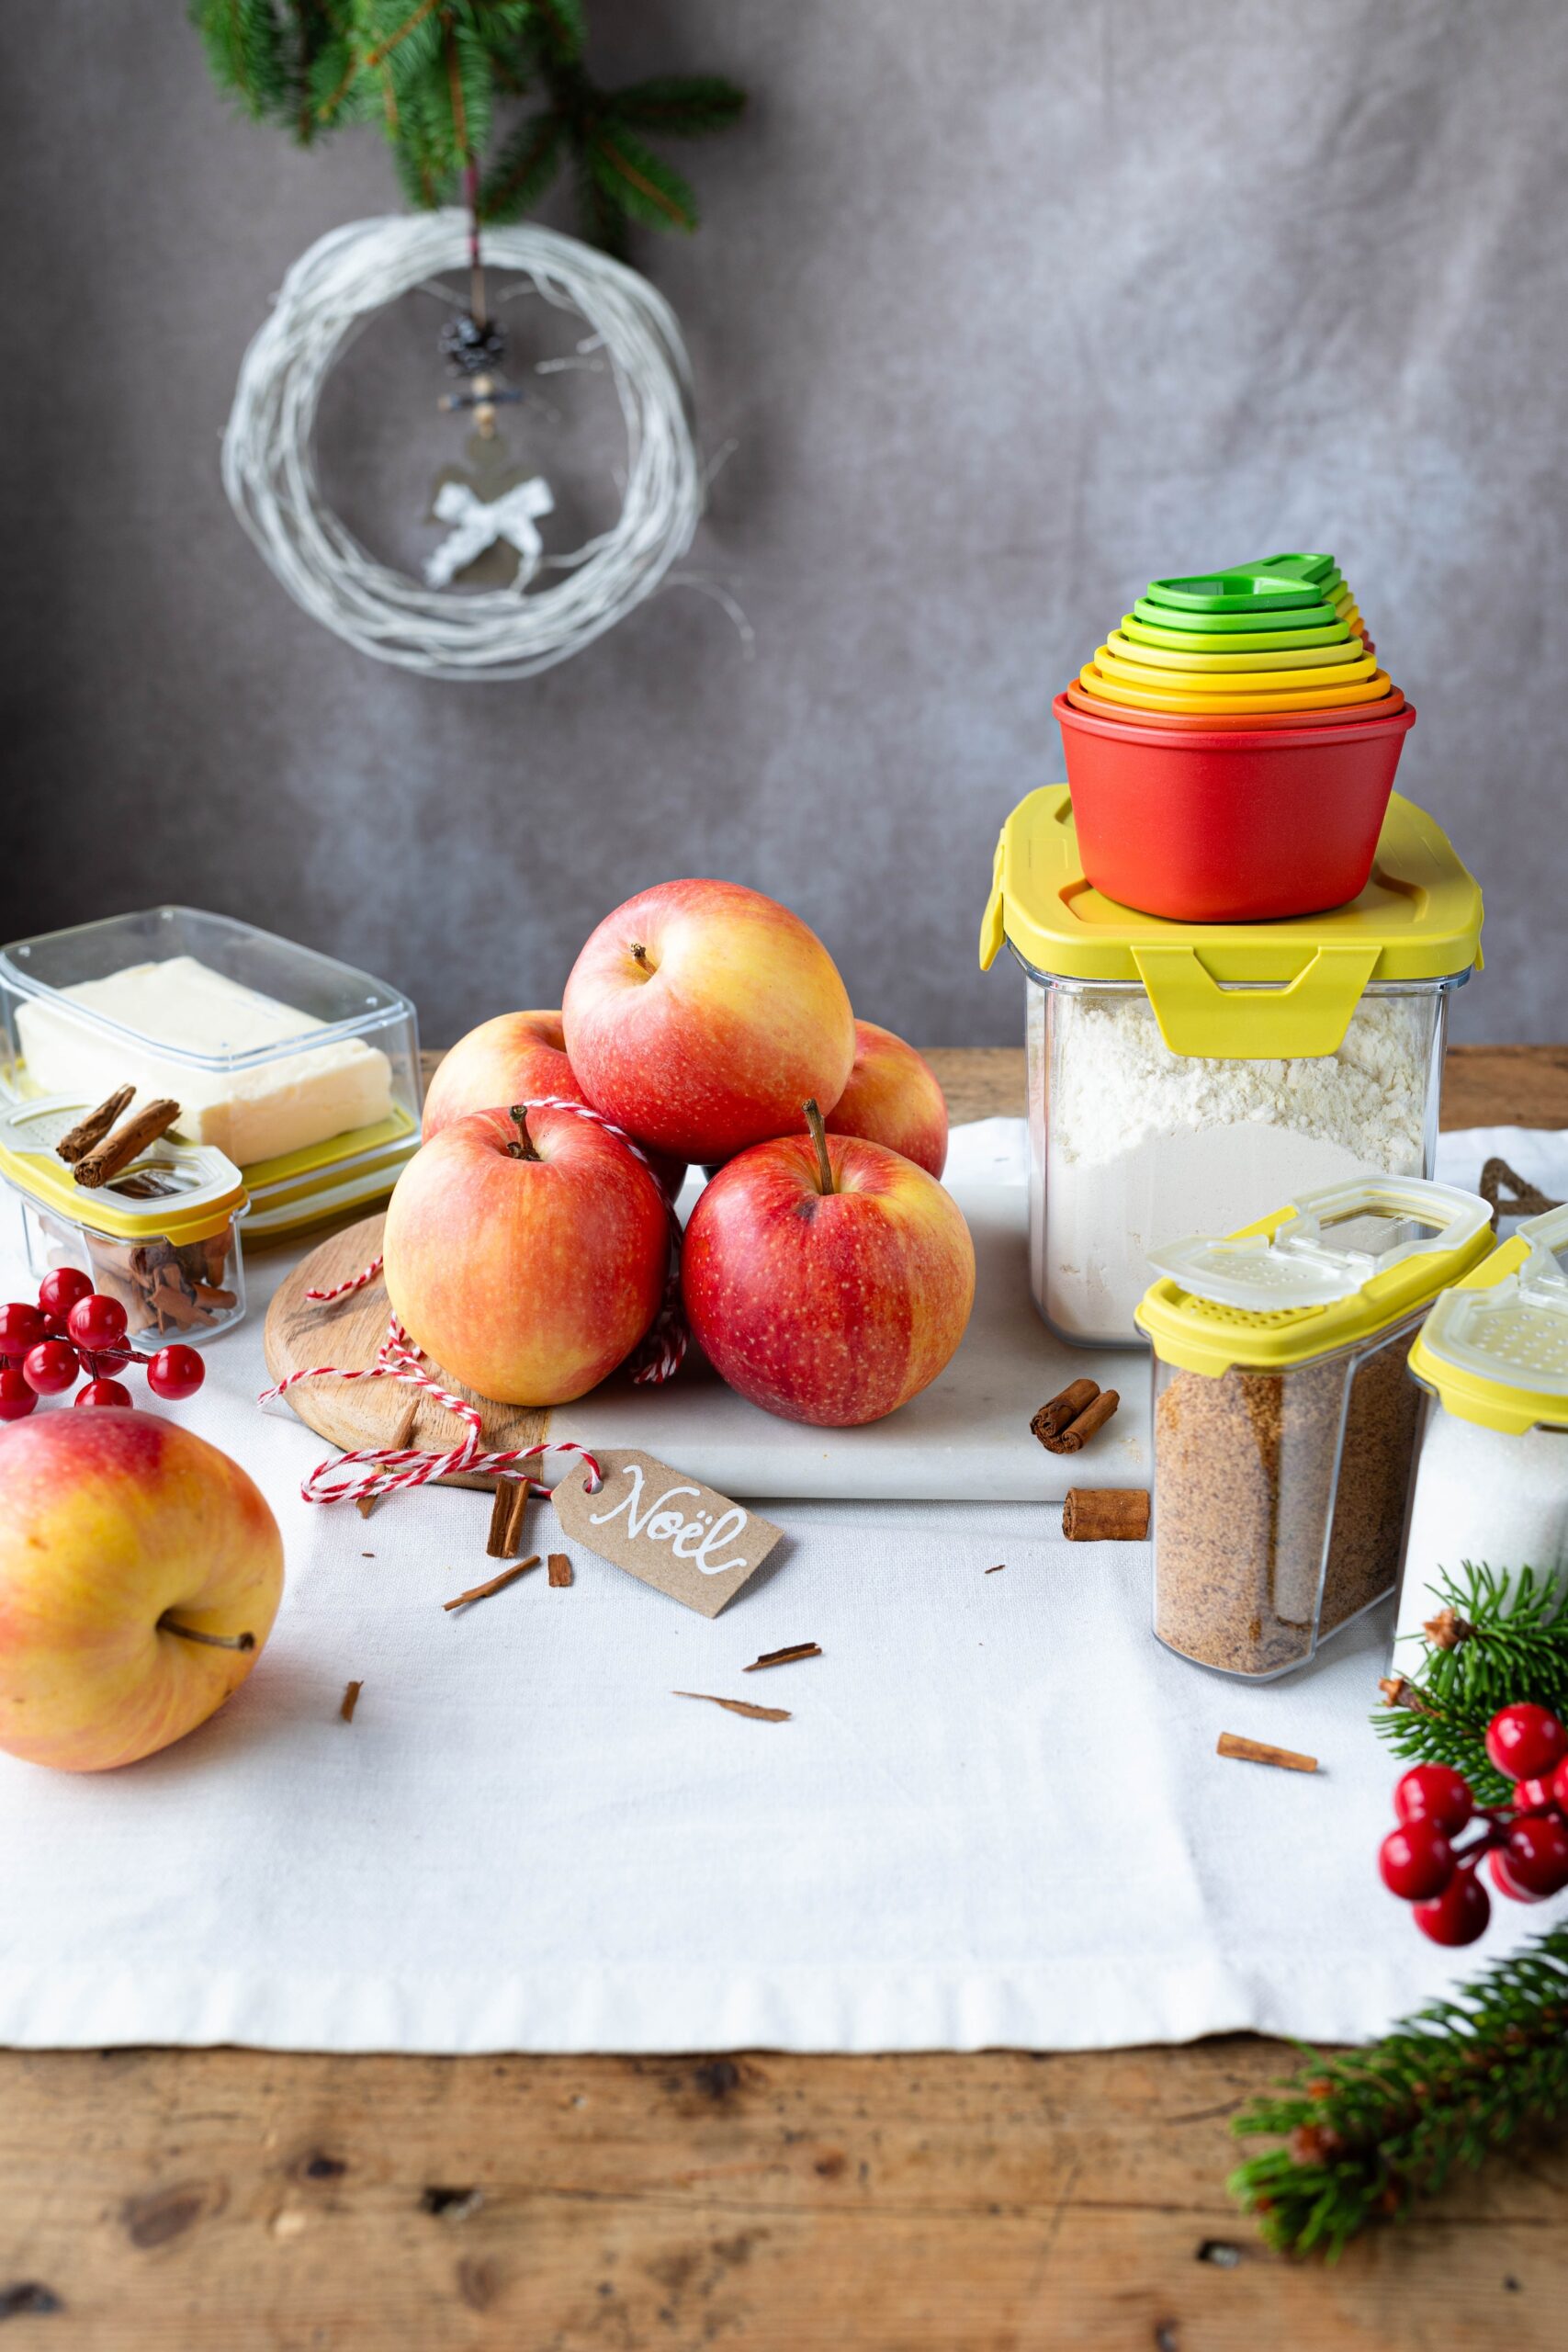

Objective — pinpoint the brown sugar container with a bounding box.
[1134,1176,1493,1679]
[0,1096,247,1346]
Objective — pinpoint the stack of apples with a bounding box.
[389,879,976,1427]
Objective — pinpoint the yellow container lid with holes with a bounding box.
[1134,1178,1495,1375]
[979,787,1483,1058]
[0,1098,246,1246]
[1408,1203,1568,1434]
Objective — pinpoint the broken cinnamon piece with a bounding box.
[986,1563,1006,1574]
[742,1643,821,1671]
[547,1554,572,1587]
[485,1478,530,1559]
[675,1690,791,1723]
[1031,1379,1100,1447]
[444,1555,541,1611]
[355,1495,377,1522]
[1052,1389,1121,1453]
[340,1680,363,1724]
[55,1084,136,1164]
[72,1099,181,1188]
[1216,1733,1318,1775]
[1062,1487,1149,1542]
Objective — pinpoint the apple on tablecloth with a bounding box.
[563,880,856,1165]
[0,1411,283,1773]
[682,1105,976,1426]
[826,1021,949,1177]
[421,1009,685,1197]
[384,1102,670,1407]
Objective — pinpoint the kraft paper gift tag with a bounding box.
[551,1449,783,1618]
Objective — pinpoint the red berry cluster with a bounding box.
[1379,1705,1568,1946]
[0,1267,204,1420]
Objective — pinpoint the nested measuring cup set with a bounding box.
[1054,551,1417,924]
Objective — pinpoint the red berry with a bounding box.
[74,1378,133,1410]
[66,1293,128,1354]
[1487,1848,1547,1905]
[1414,1866,1491,1947]
[1513,1776,1557,1815]
[1379,1819,1456,1901]
[145,1344,205,1402]
[1504,1814,1568,1898]
[1485,1702,1568,1783]
[0,1301,47,1361]
[1553,1757,1568,1812]
[1393,1763,1474,1834]
[22,1339,80,1396]
[37,1265,94,1319]
[0,1364,38,1420]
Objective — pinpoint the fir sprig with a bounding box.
[1375,1562,1568,1804]
[189,2,745,248]
[1229,1924,1568,2257]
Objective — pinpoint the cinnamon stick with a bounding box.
[1032,1379,1100,1447]
[485,1478,529,1559]
[1062,1487,1149,1542]
[444,1555,541,1611]
[1217,1732,1318,1775]
[1052,1389,1121,1453]
[340,1680,363,1724]
[743,1643,821,1671]
[73,1099,181,1188]
[547,1553,572,1587]
[56,1084,135,1164]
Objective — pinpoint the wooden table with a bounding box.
[3,1046,1564,2350]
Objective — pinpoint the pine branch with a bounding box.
[607,75,747,136]
[478,111,564,221]
[1230,1925,1568,2258]
[1375,1563,1568,1803]
[588,126,698,232]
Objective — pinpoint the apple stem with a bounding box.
[158,1614,255,1653]
[629,940,652,972]
[507,1104,542,1161]
[803,1099,836,1196]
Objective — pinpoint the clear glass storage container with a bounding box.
[1136,1177,1493,1679]
[0,907,422,1243]
[980,788,1483,1345]
[1397,1200,1568,1644]
[0,1096,249,1347]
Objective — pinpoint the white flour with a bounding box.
[1396,1412,1568,1640]
[1031,989,1431,1340]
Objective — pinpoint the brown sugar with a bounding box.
[1153,1324,1423,1678]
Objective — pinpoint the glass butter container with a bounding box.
[0,906,422,1244]
[979,789,1483,1345]
[1135,1177,1494,1679]
[1397,1200,1568,1643]
[0,1097,249,1346]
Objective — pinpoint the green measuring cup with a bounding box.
[1145,565,1326,614]
[1130,594,1340,635]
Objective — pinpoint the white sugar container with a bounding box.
[1398,1201,1568,1640]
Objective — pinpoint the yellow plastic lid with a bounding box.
[979,787,1483,1058]
[1408,1203,1568,1433]
[1135,1178,1495,1374]
[0,1098,246,1246]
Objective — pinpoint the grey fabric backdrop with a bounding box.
[5,1,1564,1050]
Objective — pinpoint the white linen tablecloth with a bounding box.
[0,1122,1560,2055]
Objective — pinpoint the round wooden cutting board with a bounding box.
[262,1213,550,1489]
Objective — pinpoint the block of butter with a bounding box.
[16,956,394,1168]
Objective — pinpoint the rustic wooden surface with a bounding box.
[3,1041,1563,2351]
[262,1212,549,1489]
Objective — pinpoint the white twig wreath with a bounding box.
[221,212,705,682]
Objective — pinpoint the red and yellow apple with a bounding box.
[422,1009,686,1197]
[0,1411,283,1773]
[384,1103,669,1406]
[682,1112,976,1426]
[562,880,856,1164]
[826,1021,949,1177]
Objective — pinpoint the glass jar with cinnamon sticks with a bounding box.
[0,1092,248,1346]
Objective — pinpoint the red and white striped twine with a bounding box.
[265,1094,685,1508]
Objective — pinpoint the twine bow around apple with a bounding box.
[260,1095,687,1511]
